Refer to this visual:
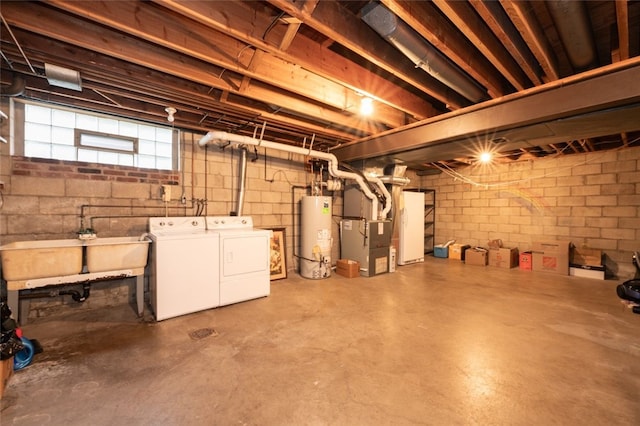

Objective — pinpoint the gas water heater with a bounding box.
[300,195,332,279]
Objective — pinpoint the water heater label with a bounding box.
[317,229,330,240]
[322,201,330,214]
[343,220,352,231]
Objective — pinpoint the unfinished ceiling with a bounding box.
[1,0,639,171]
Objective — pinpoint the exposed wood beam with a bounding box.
[45,0,403,131]
[500,0,560,82]
[432,0,530,91]
[615,0,630,61]
[3,2,378,137]
[265,0,470,110]
[0,35,360,143]
[382,0,510,98]
[278,16,302,51]
[154,0,435,121]
[468,0,543,86]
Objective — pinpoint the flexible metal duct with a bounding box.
[361,2,488,103]
[199,131,391,220]
[546,1,597,70]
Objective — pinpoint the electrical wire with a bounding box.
[430,141,640,189]
[1,13,36,74]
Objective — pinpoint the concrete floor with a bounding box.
[2,257,639,425]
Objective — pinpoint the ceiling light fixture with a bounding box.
[479,152,493,163]
[165,107,177,123]
[360,97,374,116]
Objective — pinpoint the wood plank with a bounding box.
[499,0,560,82]
[47,0,404,129]
[469,0,543,86]
[266,0,471,110]
[1,32,360,143]
[381,0,509,98]
[433,0,531,91]
[615,0,630,61]
[3,1,375,136]
[154,0,434,121]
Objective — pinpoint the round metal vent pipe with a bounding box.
[546,1,597,71]
[361,3,488,103]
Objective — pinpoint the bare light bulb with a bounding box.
[360,97,373,116]
[479,152,492,163]
[165,107,177,123]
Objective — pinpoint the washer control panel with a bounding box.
[149,216,206,233]
[206,216,253,230]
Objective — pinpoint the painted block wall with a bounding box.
[0,118,342,319]
[420,147,640,279]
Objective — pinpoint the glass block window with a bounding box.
[18,101,179,170]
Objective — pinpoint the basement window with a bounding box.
[14,100,179,170]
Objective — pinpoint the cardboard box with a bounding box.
[433,245,449,258]
[532,240,571,275]
[570,264,606,280]
[571,247,603,267]
[489,247,519,268]
[465,248,488,266]
[520,251,533,270]
[449,244,470,260]
[336,259,359,278]
[1,357,13,400]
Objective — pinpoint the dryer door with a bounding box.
[221,233,269,278]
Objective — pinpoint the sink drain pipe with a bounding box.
[20,282,92,303]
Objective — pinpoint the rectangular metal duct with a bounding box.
[45,63,82,92]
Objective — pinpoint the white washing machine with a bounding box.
[207,216,270,306]
[148,216,220,320]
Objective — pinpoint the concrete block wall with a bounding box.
[421,147,640,279]
[0,122,342,319]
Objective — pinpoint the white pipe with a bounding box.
[199,131,388,219]
[365,175,392,218]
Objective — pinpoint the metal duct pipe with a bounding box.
[1,72,25,97]
[361,3,488,103]
[546,1,597,71]
[235,147,248,216]
[199,131,390,219]
[376,175,410,186]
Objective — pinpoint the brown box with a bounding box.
[465,248,488,266]
[336,259,360,278]
[1,357,13,400]
[532,240,571,275]
[571,247,603,267]
[449,244,470,260]
[489,247,519,268]
[520,251,533,270]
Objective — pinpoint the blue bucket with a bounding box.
[14,336,35,371]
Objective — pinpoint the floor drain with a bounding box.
[189,328,218,340]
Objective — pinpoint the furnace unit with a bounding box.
[340,219,392,277]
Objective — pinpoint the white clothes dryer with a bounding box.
[207,216,270,306]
